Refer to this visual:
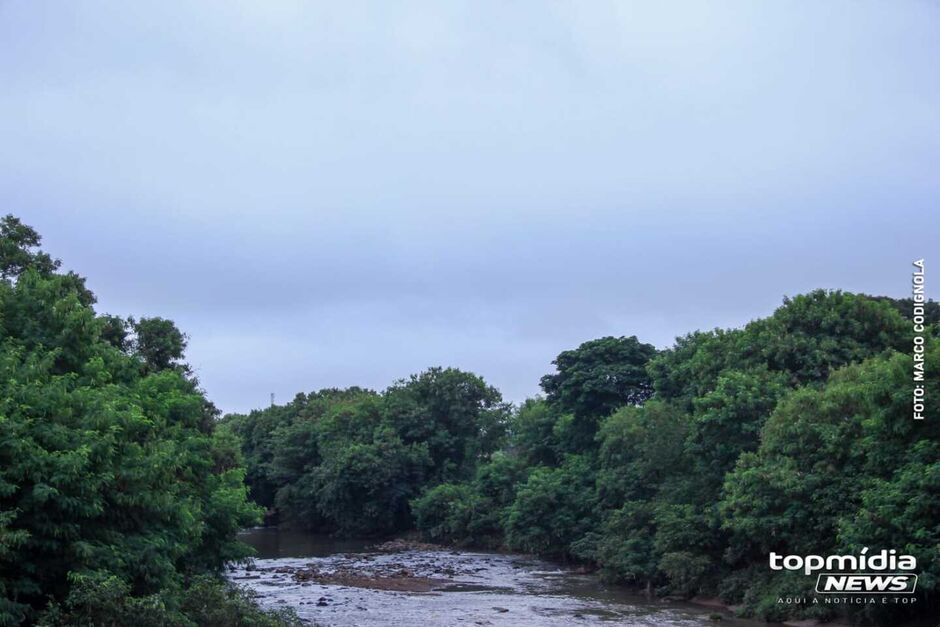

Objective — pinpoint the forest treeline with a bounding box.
[228,290,939,624]
[0,217,298,625]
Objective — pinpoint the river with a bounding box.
[229,527,759,626]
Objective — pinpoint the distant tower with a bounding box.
[270,392,275,407]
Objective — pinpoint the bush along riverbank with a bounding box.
[227,291,939,625]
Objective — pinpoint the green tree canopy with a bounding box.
[541,336,657,419]
[0,216,265,625]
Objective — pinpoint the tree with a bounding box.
[384,367,509,484]
[578,501,658,591]
[306,427,430,535]
[504,456,598,556]
[685,368,787,494]
[413,451,528,548]
[411,483,489,546]
[98,314,132,352]
[541,336,657,419]
[744,290,909,386]
[508,398,561,466]
[595,401,689,507]
[0,216,268,625]
[133,317,189,373]
[0,214,59,279]
[720,345,939,621]
[649,290,910,405]
[539,336,656,453]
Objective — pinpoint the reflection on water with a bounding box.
[240,527,373,559]
[231,527,758,626]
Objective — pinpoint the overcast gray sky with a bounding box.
[1,1,937,413]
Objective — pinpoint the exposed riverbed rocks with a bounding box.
[229,531,753,626]
[242,540,498,593]
[371,538,445,553]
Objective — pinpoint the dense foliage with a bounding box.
[224,369,510,537]
[0,217,293,626]
[233,287,938,625]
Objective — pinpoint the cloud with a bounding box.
[2,1,938,412]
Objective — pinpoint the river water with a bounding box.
[229,527,756,627]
